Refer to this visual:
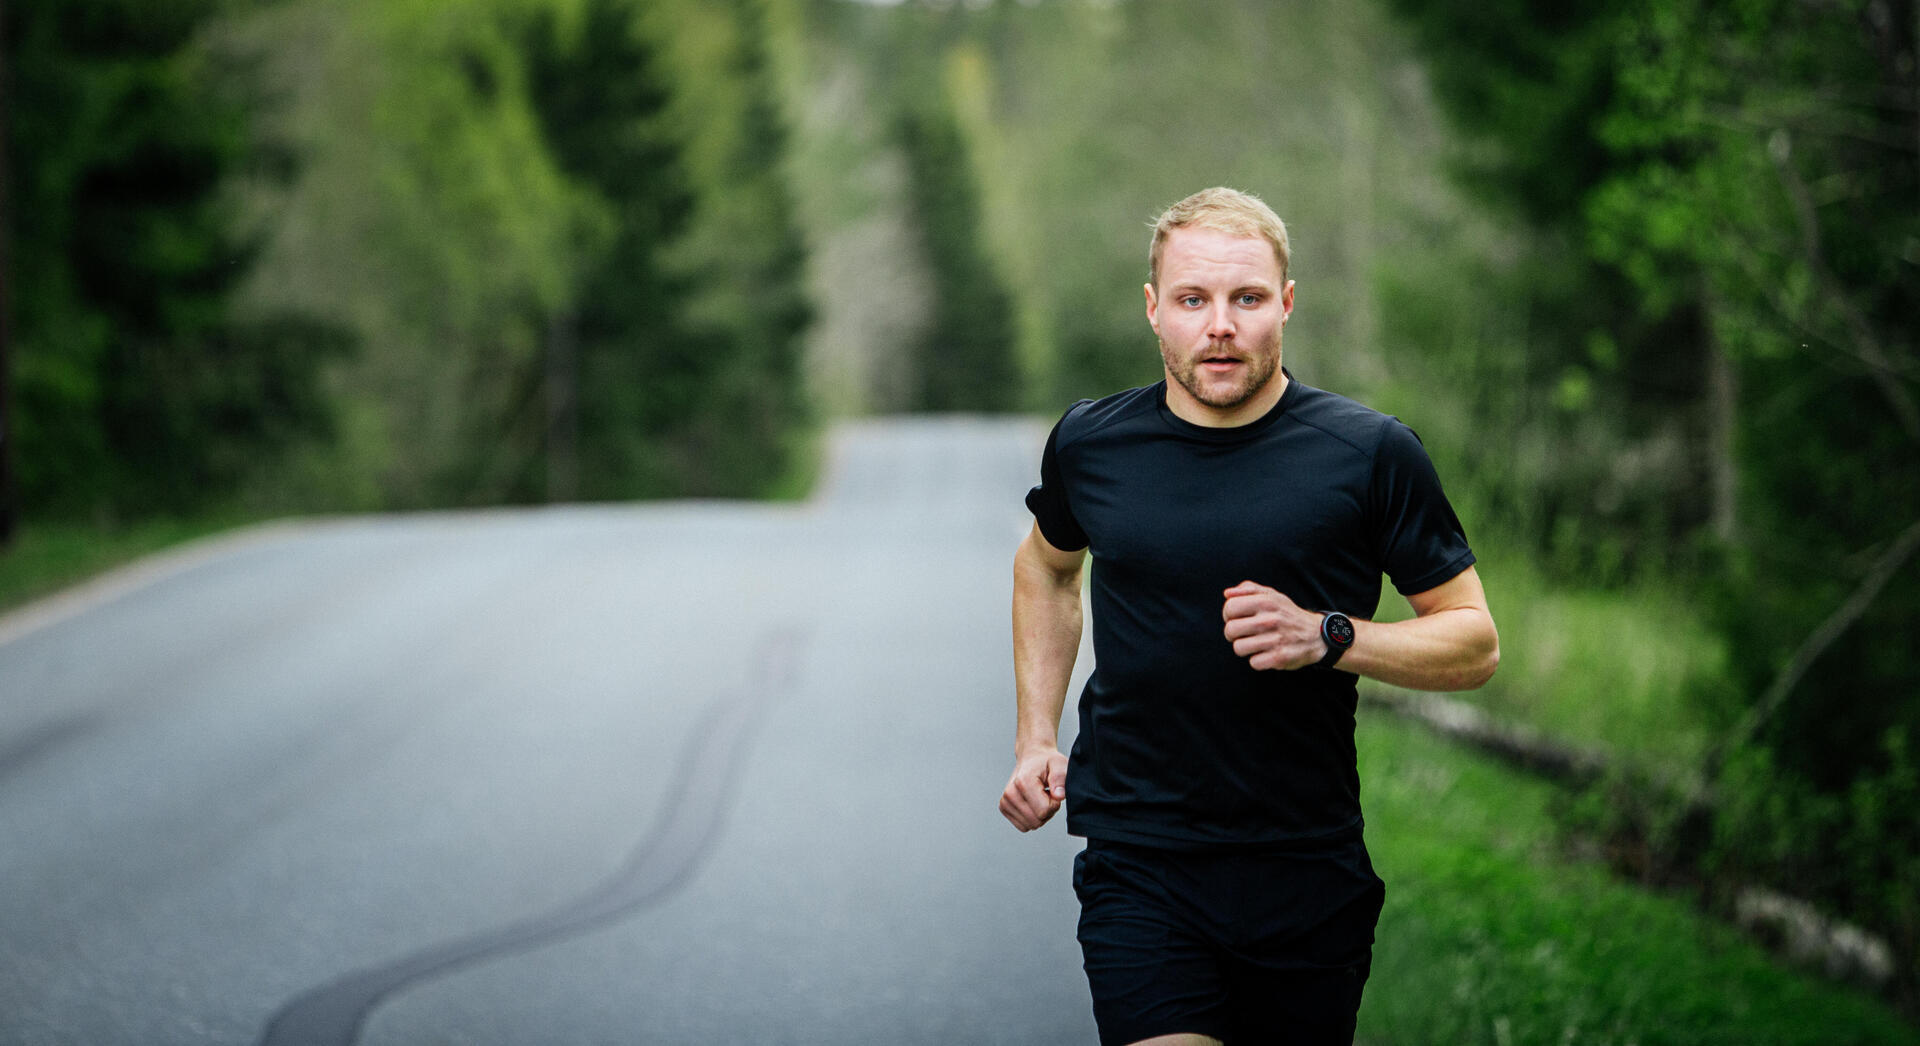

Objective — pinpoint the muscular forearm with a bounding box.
[1002,526,1085,833]
[1340,606,1498,692]
[1011,539,1083,756]
[1223,566,1498,691]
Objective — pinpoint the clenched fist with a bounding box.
[1221,580,1329,671]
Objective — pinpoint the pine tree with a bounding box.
[522,0,813,500]
[523,0,696,500]
[895,92,1020,413]
[4,0,347,520]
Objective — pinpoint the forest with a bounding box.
[4,0,1917,1036]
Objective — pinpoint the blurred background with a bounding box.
[2,0,1917,1041]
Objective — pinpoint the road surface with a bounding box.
[0,417,1097,1045]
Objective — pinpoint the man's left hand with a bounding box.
[1221,580,1327,670]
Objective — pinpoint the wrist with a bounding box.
[1015,735,1060,760]
[1316,611,1354,669]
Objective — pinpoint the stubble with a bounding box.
[1160,329,1282,411]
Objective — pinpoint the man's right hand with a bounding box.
[999,748,1068,832]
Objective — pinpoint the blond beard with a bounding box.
[1160,331,1282,411]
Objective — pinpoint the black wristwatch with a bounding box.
[1317,611,1354,668]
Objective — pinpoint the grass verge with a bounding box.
[1357,713,1916,1045]
[1372,544,1728,770]
[0,514,256,618]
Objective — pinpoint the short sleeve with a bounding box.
[1369,420,1475,595]
[1025,413,1089,551]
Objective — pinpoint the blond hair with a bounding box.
[1147,187,1290,289]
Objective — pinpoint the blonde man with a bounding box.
[1002,187,1497,1045]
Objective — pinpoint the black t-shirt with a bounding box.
[1026,373,1475,851]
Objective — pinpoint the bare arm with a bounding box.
[1221,566,1498,691]
[1000,522,1086,832]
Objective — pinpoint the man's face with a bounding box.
[1145,226,1295,425]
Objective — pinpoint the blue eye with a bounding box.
[1181,295,1202,308]
[1237,294,1261,306]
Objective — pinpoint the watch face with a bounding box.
[1325,614,1354,647]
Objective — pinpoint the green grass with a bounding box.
[1357,714,1916,1045]
[0,514,256,617]
[1372,544,1727,769]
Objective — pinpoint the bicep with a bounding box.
[1404,565,1489,619]
[1017,522,1086,586]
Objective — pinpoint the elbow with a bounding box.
[1433,613,1499,691]
[1461,629,1500,690]
[1465,642,1500,690]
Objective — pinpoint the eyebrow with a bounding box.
[1171,282,1275,295]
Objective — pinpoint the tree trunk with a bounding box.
[545,310,578,503]
[0,0,18,546]
[1706,328,1737,544]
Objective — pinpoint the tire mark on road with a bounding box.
[0,714,97,785]
[256,626,808,1046]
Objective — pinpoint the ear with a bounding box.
[1280,280,1296,324]
[1144,282,1161,336]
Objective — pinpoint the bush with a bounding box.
[1710,730,1920,1015]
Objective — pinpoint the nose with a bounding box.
[1205,302,1235,343]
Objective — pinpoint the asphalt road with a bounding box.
[0,417,1097,1046]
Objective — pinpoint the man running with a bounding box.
[1001,186,1499,1045]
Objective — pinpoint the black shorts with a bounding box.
[1072,837,1385,1046]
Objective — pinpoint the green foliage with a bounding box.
[520,0,698,500]
[1369,232,1720,582]
[1375,544,1731,769]
[303,0,580,507]
[1383,0,1920,1010]
[788,0,1465,411]
[1712,732,1920,1012]
[893,75,1020,412]
[0,511,255,615]
[222,0,815,508]
[1366,21,1724,577]
[1360,715,1918,1045]
[1559,726,1920,1015]
[645,0,815,496]
[1585,9,1920,773]
[5,0,349,520]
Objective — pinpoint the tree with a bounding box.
[521,0,697,501]
[0,0,15,545]
[1386,0,1920,1007]
[895,88,1020,412]
[1380,0,1734,576]
[642,0,814,496]
[4,0,347,522]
